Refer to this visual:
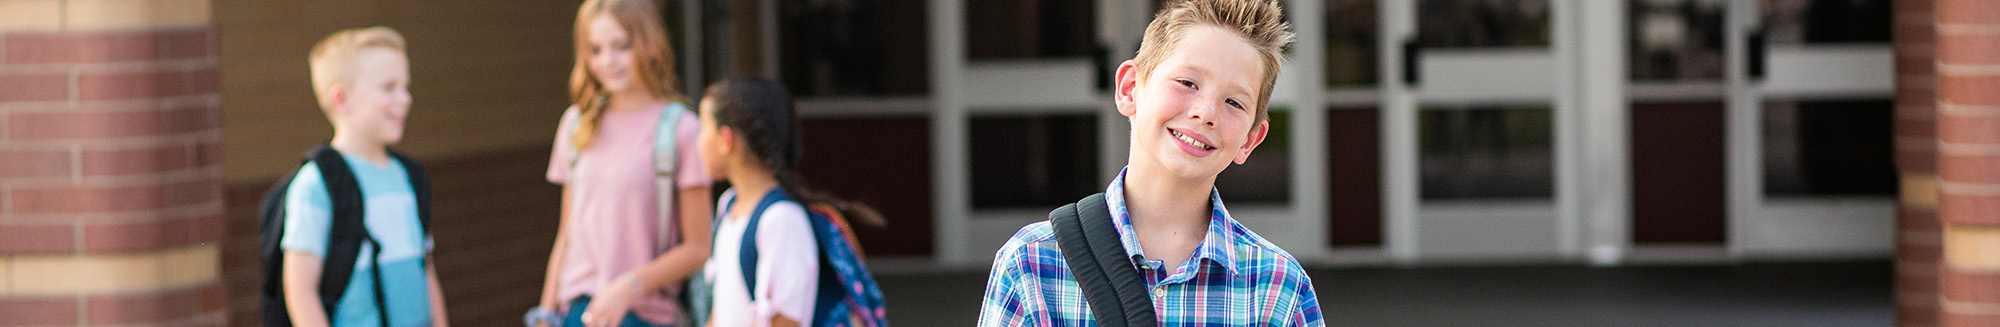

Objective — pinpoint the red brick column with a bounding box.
[0,0,227,325]
[1936,1,2000,326]
[1896,0,1944,325]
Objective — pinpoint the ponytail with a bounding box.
[778,170,887,228]
[708,77,887,228]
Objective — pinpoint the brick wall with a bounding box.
[0,0,227,325]
[1934,1,2000,326]
[1896,0,1944,326]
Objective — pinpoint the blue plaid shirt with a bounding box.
[977,168,1325,327]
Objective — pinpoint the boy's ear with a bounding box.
[1113,59,1141,118]
[1234,119,1270,165]
[325,84,350,115]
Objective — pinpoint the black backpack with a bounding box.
[1047,193,1157,327]
[258,145,432,327]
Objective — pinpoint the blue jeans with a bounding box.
[563,295,670,327]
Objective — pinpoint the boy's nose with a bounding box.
[1188,101,1218,127]
[393,91,412,112]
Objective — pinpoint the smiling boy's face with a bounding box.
[333,47,411,145]
[1117,25,1270,182]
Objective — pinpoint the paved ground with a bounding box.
[875,261,1892,326]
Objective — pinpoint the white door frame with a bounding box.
[1377,0,1629,264]
[1725,0,1895,260]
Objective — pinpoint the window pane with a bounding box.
[1632,102,1726,244]
[965,0,1096,59]
[800,117,934,255]
[1630,0,1726,81]
[1420,107,1554,199]
[779,0,930,96]
[971,114,1102,208]
[1217,110,1291,203]
[1762,100,1895,196]
[1418,0,1551,48]
[1325,0,1380,88]
[1762,0,1891,45]
[1327,108,1381,246]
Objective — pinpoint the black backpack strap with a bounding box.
[1048,193,1156,327]
[365,234,391,327]
[306,145,368,323]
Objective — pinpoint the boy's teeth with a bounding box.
[1172,130,1212,150]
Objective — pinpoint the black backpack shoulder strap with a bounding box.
[1048,197,1123,327]
[307,145,368,321]
[1048,193,1157,327]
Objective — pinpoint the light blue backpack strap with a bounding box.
[560,107,583,170]
[652,102,690,255]
[686,189,732,327]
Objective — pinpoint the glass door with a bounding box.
[1726,0,1895,257]
[1383,0,1575,262]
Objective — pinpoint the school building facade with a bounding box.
[0,0,1995,326]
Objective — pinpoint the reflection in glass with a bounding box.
[1418,0,1550,48]
[780,0,929,95]
[1631,102,1727,244]
[971,114,1101,208]
[1762,100,1895,196]
[1420,107,1553,199]
[1327,108,1381,246]
[1217,110,1291,203]
[1761,0,1890,45]
[1324,0,1379,88]
[965,0,1096,59]
[1630,0,1726,80]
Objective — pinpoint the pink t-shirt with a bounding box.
[547,103,710,324]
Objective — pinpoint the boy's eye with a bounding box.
[1177,79,1196,89]
[1226,99,1245,110]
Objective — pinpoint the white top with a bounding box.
[705,191,820,327]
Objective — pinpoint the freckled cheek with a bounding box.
[1220,117,1252,144]
[1144,95,1191,119]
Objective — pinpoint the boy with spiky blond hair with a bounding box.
[976,0,1321,326]
[266,26,449,327]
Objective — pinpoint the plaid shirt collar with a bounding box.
[1104,167,1242,277]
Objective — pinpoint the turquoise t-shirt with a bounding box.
[279,152,434,327]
